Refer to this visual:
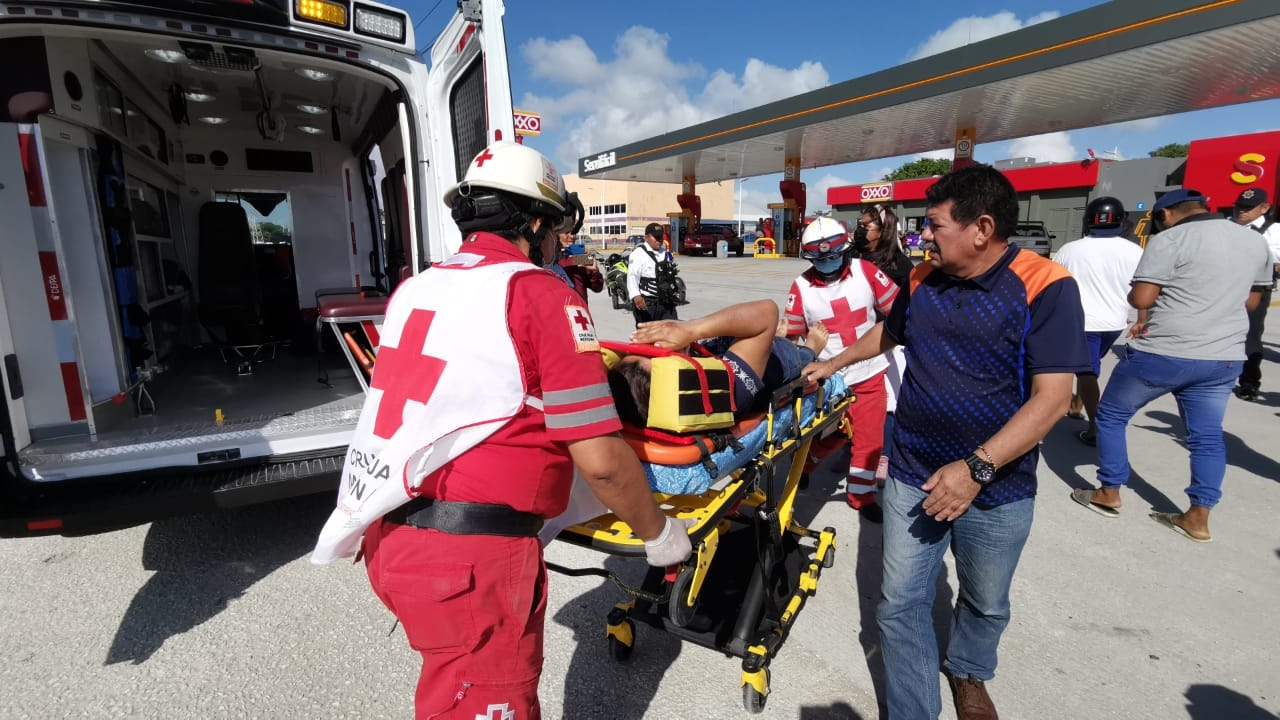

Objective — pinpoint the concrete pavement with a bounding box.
[1,253,1276,719]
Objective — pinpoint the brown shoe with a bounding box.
[946,671,999,720]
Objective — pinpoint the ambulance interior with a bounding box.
[0,27,442,481]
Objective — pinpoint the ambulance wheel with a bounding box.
[822,545,835,569]
[667,567,698,628]
[607,620,635,663]
[742,669,770,714]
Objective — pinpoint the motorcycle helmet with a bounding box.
[800,217,852,261]
[1084,196,1125,237]
[800,217,853,280]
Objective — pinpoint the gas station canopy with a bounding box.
[576,0,1280,184]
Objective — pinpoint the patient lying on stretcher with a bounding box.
[608,299,829,425]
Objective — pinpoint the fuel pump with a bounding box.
[768,201,798,256]
[666,212,690,256]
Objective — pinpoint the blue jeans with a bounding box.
[878,477,1034,719]
[1094,346,1239,508]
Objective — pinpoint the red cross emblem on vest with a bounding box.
[369,309,447,438]
[818,297,868,344]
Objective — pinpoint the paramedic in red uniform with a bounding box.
[785,216,900,523]
[359,142,691,719]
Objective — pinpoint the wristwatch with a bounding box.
[964,453,996,485]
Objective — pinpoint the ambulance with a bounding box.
[0,0,514,535]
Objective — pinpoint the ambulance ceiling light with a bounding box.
[297,104,327,114]
[185,91,216,103]
[298,125,324,134]
[296,67,335,82]
[145,49,186,64]
[199,116,229,125]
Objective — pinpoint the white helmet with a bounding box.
[799,216,852,261]
[444,141,568,215]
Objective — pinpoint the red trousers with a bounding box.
[363,518,547,720]
[805,372,887,506]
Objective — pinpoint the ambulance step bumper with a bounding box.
[0,448,345,537]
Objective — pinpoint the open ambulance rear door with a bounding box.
[0,0,517,537]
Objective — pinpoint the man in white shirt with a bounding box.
[1231,187,1280,400]
[627,222,679,326]
[1052,196,1144,445]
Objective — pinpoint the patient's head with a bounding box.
[607,357,651,427]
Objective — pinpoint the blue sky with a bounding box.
[402,0,1280,218]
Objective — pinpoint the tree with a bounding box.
[882,158,953,181]
[1148,143,1189,158]
[255,221,291,244]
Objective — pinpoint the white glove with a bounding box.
[643,515,693,567]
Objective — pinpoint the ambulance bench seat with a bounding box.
[196,202,270,347]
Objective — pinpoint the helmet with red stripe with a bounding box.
[800,217,852,261]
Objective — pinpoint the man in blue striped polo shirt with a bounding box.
[806,165,1090,720]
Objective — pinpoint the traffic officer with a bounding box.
[627,222,680,326]
[314,141,691,719]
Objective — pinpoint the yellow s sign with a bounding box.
[1230,152,1266,184]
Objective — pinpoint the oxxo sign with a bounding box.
[859,182,894,202]
[513,110,541,136]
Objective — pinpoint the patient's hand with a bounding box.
[632,320,694,351]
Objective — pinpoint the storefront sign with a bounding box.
[860,182,893,201]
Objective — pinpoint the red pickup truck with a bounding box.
[681,224,745,256]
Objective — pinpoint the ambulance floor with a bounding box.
[18,348,365,480]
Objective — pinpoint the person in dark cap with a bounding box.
[1073,187,1273,543]
[1230,187,1280,400]
[626,222,680,326]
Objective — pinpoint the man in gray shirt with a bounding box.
[1071,188,1272,543]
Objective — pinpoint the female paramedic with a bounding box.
[312,141,691,719]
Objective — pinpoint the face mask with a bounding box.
[813,256,844,275]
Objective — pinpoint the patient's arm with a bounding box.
[632,299,778,377]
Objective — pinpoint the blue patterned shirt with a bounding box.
[884,245,1090,507]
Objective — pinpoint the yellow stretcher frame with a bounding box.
[552,376,854,715]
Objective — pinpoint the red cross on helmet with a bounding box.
[800,217,852,261]
[444,141,570,218]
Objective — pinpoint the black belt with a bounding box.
[384,497,544,537]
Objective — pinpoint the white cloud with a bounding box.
[908,11,1060,61]
[1008,131,1078,163]
[517,27,829,169]
[916,148,954,160]
[806,172,857,212]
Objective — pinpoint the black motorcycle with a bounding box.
[603,253,631,309]
[601,252,688,310]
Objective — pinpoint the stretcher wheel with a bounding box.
[742,668,770,714]
[822,545,835,569]
[607,619,635,663]
[667,567,699,628]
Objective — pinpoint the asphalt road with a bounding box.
[2,253,1278,719]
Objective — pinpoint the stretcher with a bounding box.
[548,343,854,715]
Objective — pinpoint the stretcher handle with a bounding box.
[544,561,669,604]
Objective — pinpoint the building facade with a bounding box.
[563,173,735,244]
